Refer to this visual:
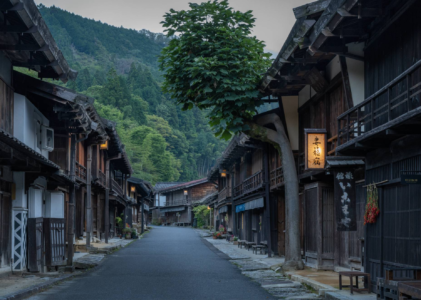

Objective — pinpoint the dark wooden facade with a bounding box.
[161,180,217,226]
[258,0,421,288]
[208,135,278,255]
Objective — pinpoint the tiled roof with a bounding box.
[154,182,184,192]
[159,178,209,194]
[0,129,60,169]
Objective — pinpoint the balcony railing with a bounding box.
[218,187,232,202]
[270,166,284,189]
[234,183,242,198]
[338,60,421,149]
[111,179,123,196]
[75,161,86,182]
[243,171,263,194]
[233,171,264,198]
[98,170,106,187]
[165,200,187,206]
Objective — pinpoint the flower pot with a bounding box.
[125,234,131,239]
[212,236,217,239]
[233,241,238,245]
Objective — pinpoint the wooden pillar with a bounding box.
[86,145,92,247]
[263,144,272,257]
[231,172,236,236]
[67,134,76,269]
[96,194,101,239]
[105,160,110,243]
[141,197,144,234]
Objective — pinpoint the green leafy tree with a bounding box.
[193,205,211,228]
[159,0,303,270]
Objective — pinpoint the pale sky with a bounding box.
[35,0,314,55]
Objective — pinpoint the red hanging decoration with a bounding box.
[364,184,380,225]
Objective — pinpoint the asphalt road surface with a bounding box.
[28,226,275,300]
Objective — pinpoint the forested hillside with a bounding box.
[33,4,227,183]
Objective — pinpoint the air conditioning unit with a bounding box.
[41,125,54,151]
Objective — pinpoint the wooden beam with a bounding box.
[0,25,38,33]
[293,0,330,19]
[0,2,24,12]
[261,18,316,90]
[305,67,329,93]
[339,56,354,110]
[308,0,358,55]
[0,44,49,51]
[317,45,348,53]
[13,60,58,68]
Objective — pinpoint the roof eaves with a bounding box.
[7,0,77,82]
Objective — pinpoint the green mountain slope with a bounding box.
[36,4,227,184]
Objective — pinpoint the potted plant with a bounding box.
[212,232,218,239]
[131,229,138,239]
[233,236,239,245]
[122,228,131,239]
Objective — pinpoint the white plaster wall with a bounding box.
[28,188,43,218]
[155,194,167,207]
[0,52,12,85]
[347,58,365,106]
[44,191,64,218]
[298,85,317,107]
[282,96,299,151]
[14,94,49,158]
[12,172,26,209]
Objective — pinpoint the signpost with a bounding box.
[334,170,357,231]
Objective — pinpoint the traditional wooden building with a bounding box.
[151,182,183,224]
[0,0,147,273]
[159,179,217,226]
[208,134,279,255]
[127,177,153,231]
[0,0,97,272]
[258,0,421,289]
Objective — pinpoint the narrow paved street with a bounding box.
[28,227,275,300]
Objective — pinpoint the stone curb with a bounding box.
[324,291,354,300]
[285,272,337,296]
[0,273,79,300]
[0,238,139,300]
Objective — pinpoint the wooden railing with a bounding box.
[243,171,263,194]
[111,179,123,196]
[165,200,187,206]
[233,171,264,198]
[270,166,284,189]
[75,161,86,182]
[98,170,106,187]
[233,183,242,198]
[218,187,231,202]
[338,60,421,147]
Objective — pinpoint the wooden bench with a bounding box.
[238,240,246,248]
[339,271,371,294]
[377,268,421,300]
[245,241,256,251]
[252,245,266,255]
[398,281,421,300]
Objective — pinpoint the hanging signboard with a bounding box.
[401,172,421,185]
[334,170,357,231]
[305,129,327,170]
